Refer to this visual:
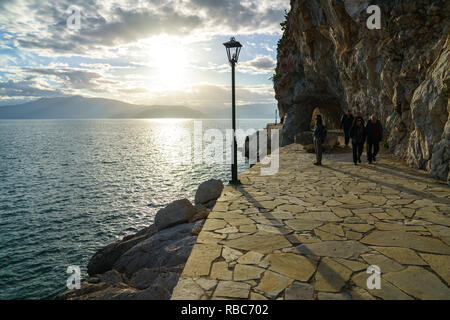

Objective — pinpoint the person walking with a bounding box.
[340,110,354,146]
[355,112,365,126]
[349,117,366,165]
[366,114,383,164]
[313,115,326,166]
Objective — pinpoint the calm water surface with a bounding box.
[0,119,270,299]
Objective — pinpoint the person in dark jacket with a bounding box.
[366,114,383,163]
[349,117,366,165]
[313,115,326,166]
[354,112,365,126]
[340,110,354,146]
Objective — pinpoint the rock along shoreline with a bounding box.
[57,179,224,300]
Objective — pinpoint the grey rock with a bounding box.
[282,104,313,146]
[87,224,157,276]
[294,131,313,145]
[133,283,173,300]
[154,199,196,231]
[89,285,139,300]
[113,222,198,277]
[56,282,109,300]
[204,199,218,209]
[98,269,124,285]
[87,277,100,284]
[194,179,224,205]
[63,219,202,300]
[129,266,181,290]
[130,268,181,300]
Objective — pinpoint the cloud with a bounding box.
[0,64,112,99]
[138,83,275,108]
[0,58,277,105]
[24,67,103,89]
[186,0,287,34]
[239,56,276,74]
[0,1,287,105]
[0,79,61,97]
[1,0,289,56]
[195,55,276,75]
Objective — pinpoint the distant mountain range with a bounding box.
[0,96,277,120]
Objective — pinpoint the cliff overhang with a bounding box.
[274,0,449,183]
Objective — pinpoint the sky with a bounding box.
[0,0,290,109]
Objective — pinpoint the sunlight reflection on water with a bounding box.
[0,119,269,299]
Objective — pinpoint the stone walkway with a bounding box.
[171,144,450,300]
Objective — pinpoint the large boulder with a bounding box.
[129,266,181,299]
[87,225,157,276]
[87,198,197,276]
[98,270,124,286]
[154,199,196,231]
[194,179,224,206]
[133,277,178,300]
[113,221,201,277]
[60,183,215,300]
[59,219,204,300]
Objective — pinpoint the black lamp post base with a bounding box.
[229,179,242,186]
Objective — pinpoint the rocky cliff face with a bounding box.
[274,0,449,183]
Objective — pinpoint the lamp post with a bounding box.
[223,37,243,186]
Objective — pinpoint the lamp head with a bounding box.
[223,37,243,64]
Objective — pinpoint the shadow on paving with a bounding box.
[320,165,450,206]
[234,185,351,299]
[366,162,444,186]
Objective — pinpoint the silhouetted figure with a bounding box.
[350,117,366,165]
[366,114,383,164]
[313,115,326,166]
[340,110,354,146]
[355,112,365,126]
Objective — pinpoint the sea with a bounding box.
[0,119,271,299]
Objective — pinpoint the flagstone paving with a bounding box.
[171,144,450,300]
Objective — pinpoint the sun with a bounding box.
[148,38,188,91]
